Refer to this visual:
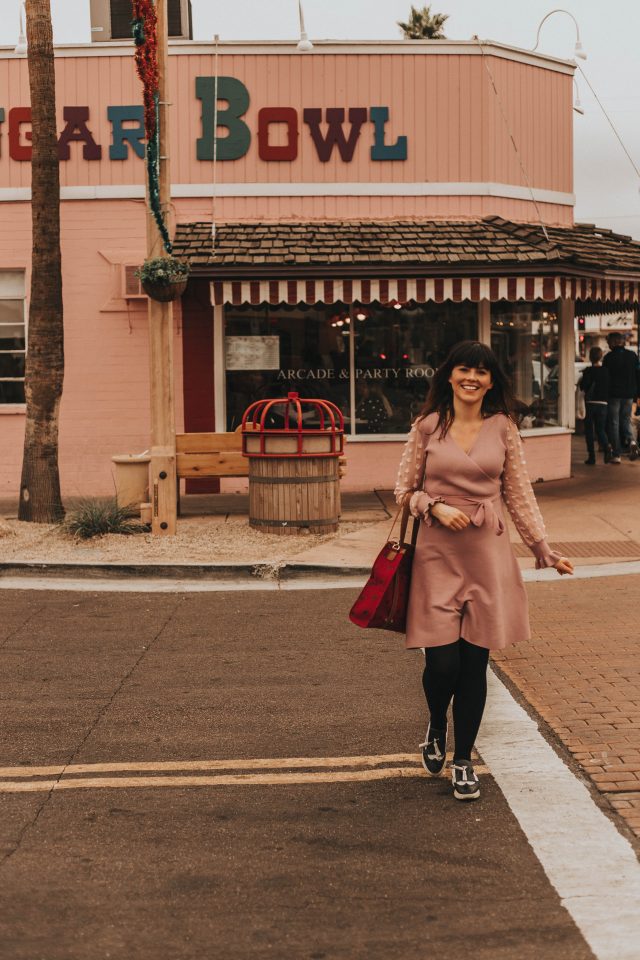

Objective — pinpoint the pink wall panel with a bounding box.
[219,432,572,496]
[482,57,572,194]
[521,433,572,484]
[0,200,184,498]
[0,412,26,499]
[339,433,570,492]
[337,435,570,491]
[173,195,572,226]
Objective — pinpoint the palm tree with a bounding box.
[398,4,449,39]
[18,0,65,522]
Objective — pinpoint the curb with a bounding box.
[2,560,640,586]
[0,561,371,583]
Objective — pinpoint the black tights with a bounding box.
[422,639,489,762]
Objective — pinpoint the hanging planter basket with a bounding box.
[136,257,190,303]
[142,276,188,302]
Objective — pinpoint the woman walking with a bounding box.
[394,341,573,802]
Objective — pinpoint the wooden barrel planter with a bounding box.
[242,393,345,536]
[248,452,341,535]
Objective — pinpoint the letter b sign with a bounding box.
[196,76,251,161]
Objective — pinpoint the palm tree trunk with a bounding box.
[18,0,64,522]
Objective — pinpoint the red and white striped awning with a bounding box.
[210,276,640,306]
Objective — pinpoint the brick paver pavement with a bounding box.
[492,574,640,842]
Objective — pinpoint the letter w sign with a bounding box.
[302,108,367,162]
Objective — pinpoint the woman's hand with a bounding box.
[430,502,470,531]
[554,557,574,576]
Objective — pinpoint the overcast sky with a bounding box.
[2,0,639,238]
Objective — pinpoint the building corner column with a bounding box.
[477,300,491,345]
[558,298,576,430]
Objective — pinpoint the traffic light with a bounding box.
[577,316,586,331]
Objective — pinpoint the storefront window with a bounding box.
[354,301,476,434]
[224,300,477,435]
[0,272,26,405]
[490,302,559,427]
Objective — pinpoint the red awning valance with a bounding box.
[211,276,640,307]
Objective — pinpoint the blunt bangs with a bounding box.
[447,341,497,374]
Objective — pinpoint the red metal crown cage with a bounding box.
[241,392,345,458]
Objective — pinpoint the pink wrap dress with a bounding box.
[394,413,561,651]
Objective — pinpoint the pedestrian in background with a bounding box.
[603,332,640,463]
[395,341,573,803]
[579,346,611,465]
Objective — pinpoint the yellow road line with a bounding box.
[0,752,475,780]
[0,765,489,794]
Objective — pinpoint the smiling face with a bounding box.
[449,363,493,408]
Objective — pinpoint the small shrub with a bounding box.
[64,499,148,540]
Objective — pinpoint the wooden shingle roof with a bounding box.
[173,216,640,280]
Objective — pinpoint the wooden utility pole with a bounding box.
[147,0,177,535]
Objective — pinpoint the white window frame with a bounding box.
[0,270,26,409]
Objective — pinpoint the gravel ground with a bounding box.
[0,516,365,565]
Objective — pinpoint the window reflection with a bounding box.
[0,289,26,405]
[353,301,476,434]
[490,302,560,427]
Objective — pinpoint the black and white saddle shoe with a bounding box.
[451,760,480,801]
[419,723,448,776]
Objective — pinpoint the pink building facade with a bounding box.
[2,38,639,499]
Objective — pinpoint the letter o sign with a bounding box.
[257,107,298,161]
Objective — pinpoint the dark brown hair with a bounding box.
[417,340,521,435]
[589,346,603,363]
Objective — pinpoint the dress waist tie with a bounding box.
[430,491,505,536]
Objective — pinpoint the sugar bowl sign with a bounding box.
[1,76,408,165]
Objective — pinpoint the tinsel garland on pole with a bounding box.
[131,0,172,253]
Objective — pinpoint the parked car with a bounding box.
[544,359,589,399]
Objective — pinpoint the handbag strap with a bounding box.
[386,498,419,549]
[398,499,412,545]
[386,502,404,544]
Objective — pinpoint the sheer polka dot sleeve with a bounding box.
[502,419,562,569]
[394,423,426,510]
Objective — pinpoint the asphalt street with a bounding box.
[0,588,595,960]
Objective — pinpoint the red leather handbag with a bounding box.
[349,501,420,633]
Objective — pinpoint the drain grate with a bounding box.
[512,540,640,558]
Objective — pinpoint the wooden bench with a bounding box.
[175,429,248,512]
[175,427,346,513]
